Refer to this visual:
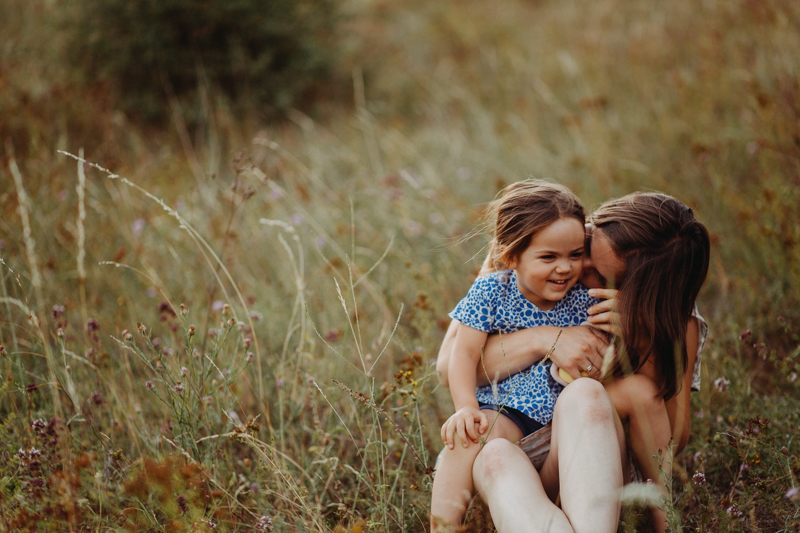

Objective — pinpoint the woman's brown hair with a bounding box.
[592,192,710,400]
[487,180,585,269]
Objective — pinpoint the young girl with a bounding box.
[430,180,603,529]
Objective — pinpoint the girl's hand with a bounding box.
[441,406,489,449]
[587,288,621,336]
[548,326,609,381]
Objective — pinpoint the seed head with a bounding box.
[228,318,236,327]
[247,352,254,362]
[56,327,64,338]
[692,471,706,485]
[188,325,196,336]
[180,303,188,316]
[222,304,230,316]
[86,318,100,332]
[137,323,146,335]
[146,381,154,390]
[181,367,188,377]
[122,329,133,341]
[173,384,184,394]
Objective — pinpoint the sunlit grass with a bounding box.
[1,0,799,531]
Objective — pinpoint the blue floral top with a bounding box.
[448,270,600,425]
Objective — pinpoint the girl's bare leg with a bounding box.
[473,439,574,533]
[431,415,522,531]
[538,379,626,533]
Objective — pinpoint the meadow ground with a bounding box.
[0,0,799,531]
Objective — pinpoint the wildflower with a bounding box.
[137,323,146,335]
[180,303,188,316]
[162,348,173,356]
[26,382,37,394]
[255,515,273,532]
[90,391,102,405]
[173,384,184,394]
[0,345,5,357]
[315,236,327,248]
[151,337,161,347]
[51,305,65,319]
[785,487,799,500]
[276,378,285,388]
[306,375,315,384]
[227,318,236,327]
[324,329,340,342]
[131,218,146,237]
[738,329,752,342]
[145,287,157,298]
[790,373,798,383]
[203,396,213,405]
[158,302,176,316]
[692,472,706,485]
[86,318,100,332]
[192,348,200,357]
[208,329,218,338]
[290,213,304,225]
[782,446,790,456]
[146,381,154,390]
[222,304,230,316]
[176,494,189,514]
[725,504,743,518]
[777,316,785,323]
[211,301,224,312]
[122,329,133,341]
[57,328,64,338]
[250,482,260,493]
[31,419,46,431]
[181,367,188,377]
[249,310,263,321]
[247,352,254,362]
[243,336,252,348]
[714,377,730,392]
[740,463,749,472]
[201,519,217,529]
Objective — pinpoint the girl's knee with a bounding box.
[472,439,523,484]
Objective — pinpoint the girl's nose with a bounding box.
[555,259,572,273]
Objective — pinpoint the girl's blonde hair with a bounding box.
[487,180,585,270]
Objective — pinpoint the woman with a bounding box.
[436,192,710,532]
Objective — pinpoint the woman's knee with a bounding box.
[554,378,615,423]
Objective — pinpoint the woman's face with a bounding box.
[580,226,626,290]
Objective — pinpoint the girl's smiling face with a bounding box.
[508,217,586,310]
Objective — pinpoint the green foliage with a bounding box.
[59,0,337,119]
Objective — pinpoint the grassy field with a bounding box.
[1,0,799,531]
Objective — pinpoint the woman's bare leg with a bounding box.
[473,439,573,533]
[538,379,626,533]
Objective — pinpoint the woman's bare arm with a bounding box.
[665,317,700,454]
[437,319,610,387]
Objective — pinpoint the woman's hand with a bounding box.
[548,326,609,381]
[587,288,621,336]
[441,406,489,449]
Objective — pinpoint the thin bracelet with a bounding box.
[540,329,562,365]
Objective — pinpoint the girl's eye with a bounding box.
[540,255,555,260]
[571,252,584,259]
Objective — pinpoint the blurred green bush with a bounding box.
[59,0,337,119]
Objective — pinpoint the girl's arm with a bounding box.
[441,325,490,449]
[437,320,610,387]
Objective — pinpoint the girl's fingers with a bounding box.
[457,419,469,448]
[466,419,479,443]
[478,412,489,435]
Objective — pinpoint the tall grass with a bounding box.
[0,0,799,531]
